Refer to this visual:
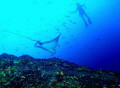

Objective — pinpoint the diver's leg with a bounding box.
[81,15,88,28]
[84,13,89,18]
[84,13,92,24]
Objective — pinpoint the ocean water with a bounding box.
[0,0,120,72]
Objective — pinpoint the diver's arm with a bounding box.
[82,4,87,9]
[82,4,85,7]
[72,9,78,13]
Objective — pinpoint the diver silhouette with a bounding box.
[72,3,92,28]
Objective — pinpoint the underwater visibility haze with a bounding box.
[0,0,120,73]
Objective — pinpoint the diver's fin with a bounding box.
[88,19,92,25]
[85,22,88,28]
[37,34,61,54]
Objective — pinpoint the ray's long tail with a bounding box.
[1,29,37,42]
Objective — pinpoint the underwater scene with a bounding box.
[0,0,120,88]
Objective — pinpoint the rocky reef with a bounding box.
[0,53,120,88]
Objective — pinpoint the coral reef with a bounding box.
[0,53,120,88]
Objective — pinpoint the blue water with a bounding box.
[0,0,120,72]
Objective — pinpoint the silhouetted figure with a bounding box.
[73,3,92,27]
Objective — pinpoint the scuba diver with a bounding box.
[72,3,92,28]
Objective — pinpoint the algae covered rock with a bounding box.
[0,53,120,88]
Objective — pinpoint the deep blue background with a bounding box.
[0,0,120,72]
